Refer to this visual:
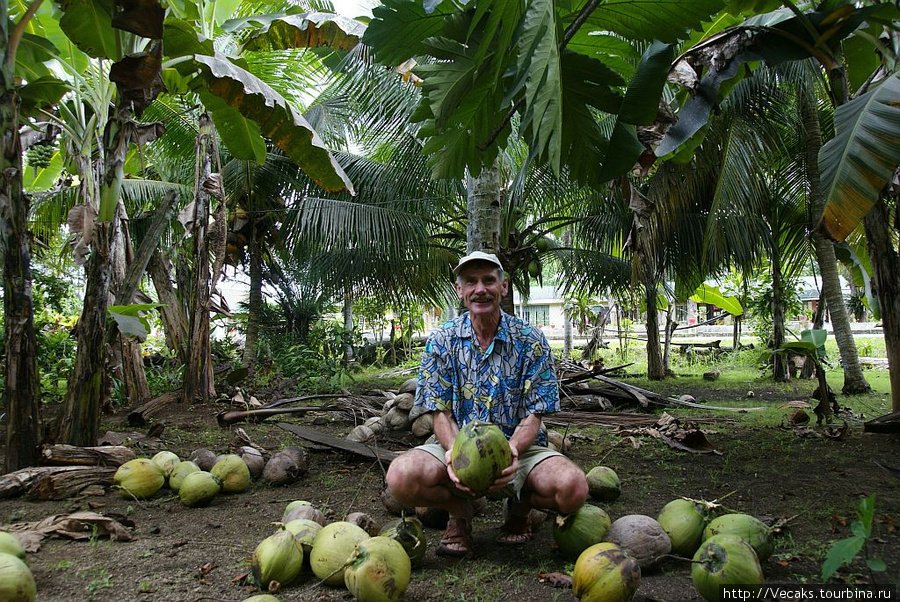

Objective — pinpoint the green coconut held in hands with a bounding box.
[450,421,512,494]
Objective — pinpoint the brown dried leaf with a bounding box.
[537,572,572,589]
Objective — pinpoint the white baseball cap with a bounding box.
[453,251,503,274]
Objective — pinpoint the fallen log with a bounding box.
[863,410,900,433]
[41,445,135,467]
[28,467,117,501]
[127,390,181,426]
[218,405,338,426]
[277,423,397,464]
[0,466,101,500]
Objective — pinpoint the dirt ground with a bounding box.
[2,378,899,602]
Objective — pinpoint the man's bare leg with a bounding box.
[499,456,588,544]
[386,449,474,555]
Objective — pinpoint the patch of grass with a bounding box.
[82,567,113,597]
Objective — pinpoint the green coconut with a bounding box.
[284,518,323,560]
[379,517,427,566]
[168,461,201,492]
[449,421,512,494]
[0,552,36,602]
[344,536,411,602]
[657,499,708,557]
[692,534,765,602]
[252,529,304,590]
[150,450,181,480]
[178,471,220,507]
[113,458,165,499]
[703,514,774,561]
[0,533,26,562]
[586,466,621,501]
[210,454,251,493]
[310,521,370,587]
[553,504,612,559]
[573,542,641,602]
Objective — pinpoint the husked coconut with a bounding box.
[364,416,384,434]
[189,448,217,471]
[398,377,417,394]
[411,413,434,438]
[381,487,412,516]
[393,392,415,411]
[346,511,382,536]
[384,407,411,431]
[263,452,301,486]
[280,446,309,476]
[605,514,672,568]
[237,446,265,479]
[347,425,375,443]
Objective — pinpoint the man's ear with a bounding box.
[501,278,509,295]
[454,282,463,298]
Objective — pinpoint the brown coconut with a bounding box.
[189,448,217,471]
[237,446,265,479]
[605,514,672,568]
[346,511,382,536]
[411,413,434,438]
[262,452,301,486]
[381,487,413,516]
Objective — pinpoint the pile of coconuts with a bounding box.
[559,465,771,602]
[0,532,36,602]
[346,378,573,456]
[246,499,422,602]
[111,444,311,507]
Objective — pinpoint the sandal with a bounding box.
[497,511,533,545]
[436,516,473,557]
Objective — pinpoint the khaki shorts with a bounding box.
[417,441,562,502]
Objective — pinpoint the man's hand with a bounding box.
[444,448,477,496]
[488,442,519,492]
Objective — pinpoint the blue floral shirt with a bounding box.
[415,311,559,446]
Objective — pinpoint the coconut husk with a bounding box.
[262,453,301,486]
[411,413,434,438]
[346,512,381,536]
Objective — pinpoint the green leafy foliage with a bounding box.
[822,494,885,581]
[107,303,162,342]
[690,283,744,316]
[821,72,900,241]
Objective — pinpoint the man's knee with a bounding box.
[559,468,588,513]
[386,450,442,502]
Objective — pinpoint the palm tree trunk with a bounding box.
[563,312,572,360]
[58,98,136,445]
[801,89,869,394]
[183,114,215,403]
[343,287,354,363]
[149,249,189,364]
[57,220,116,445]
[771,245,789,381]
[1,79,41,470]
[645,279,665,380]
[242,201,262,366]
[663,308,677,374]
[466,163,510,311]
[864,197,900,412]
[812,232,869,393]
[109,201,150,408]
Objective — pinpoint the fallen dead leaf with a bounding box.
[537,572,572,588]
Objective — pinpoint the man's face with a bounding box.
[455,262,508,318]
